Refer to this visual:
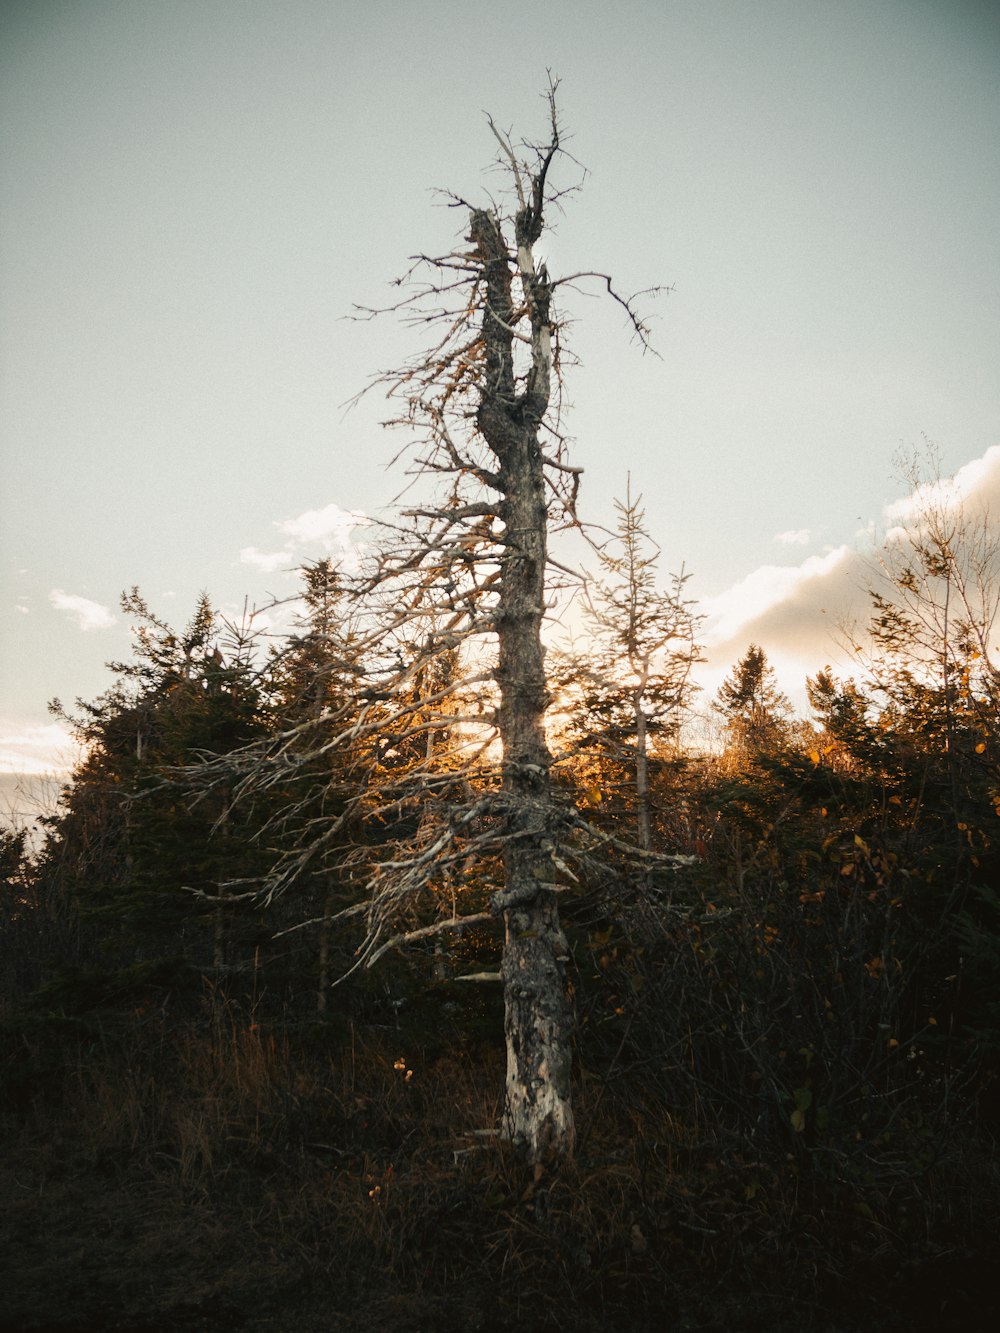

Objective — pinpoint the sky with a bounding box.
[2,0,998,799]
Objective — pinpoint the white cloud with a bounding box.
[15,604,28,615]
[239,546,292,573]
[277,502,369,547]
[774,528,811,546]
[49,590,116,632]
[696,443,1000,710]
[696,545,867,714]
[240,502,370,577]
[0,718,77,776]
[884,444,1000,527]
[701,547,855,648]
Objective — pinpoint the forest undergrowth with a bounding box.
[5,461,1000,1328]
[3,979,997,1333]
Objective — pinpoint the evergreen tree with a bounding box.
[256,560,373,1011]
[560,483,702,858]
[39,591,269,986]
[714,643,793,762]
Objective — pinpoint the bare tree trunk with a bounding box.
[633,682,653,857]
[495,428,574,1160]
[471,199,575,1161]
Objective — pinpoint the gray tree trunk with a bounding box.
[471,202,575,1161]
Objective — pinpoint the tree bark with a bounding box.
[471,204,575,1162]
[633,683,653,857]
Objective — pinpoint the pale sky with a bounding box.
[2,0,998,782]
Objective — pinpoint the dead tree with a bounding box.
[184,82,659,1164]
[356,84,660,1161]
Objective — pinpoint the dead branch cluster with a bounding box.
[172,80,669,995]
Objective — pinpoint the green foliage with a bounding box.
[714,643,794,760]
[36,592,273,986]
[955,884,1000,1055]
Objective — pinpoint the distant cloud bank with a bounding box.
[0,718,77,776]
[699,444,1000,705]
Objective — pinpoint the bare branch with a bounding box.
[363,910,494,969]
[552,272,667,354]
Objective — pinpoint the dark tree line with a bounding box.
[4,472,998,1173]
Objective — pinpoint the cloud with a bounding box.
[774,528,811,546]
[702,546,857,647]
[0,718,77,776]
[239,546,292,573]
[885,444,1000,528]
[49,590,116,632]
[697,443,1000,708]
[240,502,370,576]
[277,502,369,546]
[700,546,863,705]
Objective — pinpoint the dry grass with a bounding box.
[2,996,998,1332]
